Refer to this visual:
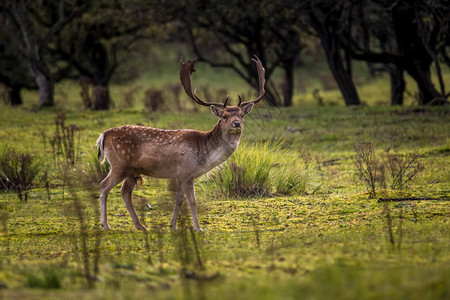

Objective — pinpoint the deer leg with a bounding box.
[169,179,184,230]
[99,170,125,230]
[182,179,202,232]
[121,176,147,231]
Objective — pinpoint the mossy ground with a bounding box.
[0,86,449,299]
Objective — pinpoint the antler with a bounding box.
[179,57,229,108]
[239,56,266,107]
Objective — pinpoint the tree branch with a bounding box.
[40,1,91,54]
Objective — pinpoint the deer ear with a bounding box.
[210,105,223,118]
[241,102,254,116]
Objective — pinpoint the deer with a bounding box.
[96,56,265,232]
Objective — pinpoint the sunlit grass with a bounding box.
[200,139,312,198]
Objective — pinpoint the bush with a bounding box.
[0,147,41,202]
[276,161,310,196]
[26,266,62,289]
[354,142,425,197]
[50,112,81,166]
[143,88,165,113]
[201,139,311,198]
[354,142,380,197]
[384,146,424,190]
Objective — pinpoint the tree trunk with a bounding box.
[10,85,22,106]
[30,63,54,108]
[324,45,361,106]
[282,60,294,107]
[385,64,405,105]
[35,73,55,108]
[309,9,361,106]
[403,63,441,105]
[391,3,441,105]
[93,85,111,110]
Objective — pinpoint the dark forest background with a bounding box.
[1,0,449,110]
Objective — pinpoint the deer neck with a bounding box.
[200,121,241,170]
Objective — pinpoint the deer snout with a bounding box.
[232,120,242,128]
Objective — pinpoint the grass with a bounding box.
[0,62,449,299]
[0,193,449,299]
[200,139,313,198]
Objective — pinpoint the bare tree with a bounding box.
[0,0,90,108]
[51,0,152,110]
[306,0,361,106]
[0,32,36,105]
[350,0,449,105]
[159,0,304,107]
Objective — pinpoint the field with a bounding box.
[0,65,449,299]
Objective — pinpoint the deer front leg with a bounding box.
[182,179,203,232]
[121,176,147,231]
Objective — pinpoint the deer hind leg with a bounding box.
[121,176,147,231]
[100,170,126,230]
[181,179,202,232]
[169,178,184,230]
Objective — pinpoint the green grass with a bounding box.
[0,66,449,299]
[200,139,312,197]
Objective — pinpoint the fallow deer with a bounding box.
[96,56,265,231]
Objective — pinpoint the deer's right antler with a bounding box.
[179,58,229,108]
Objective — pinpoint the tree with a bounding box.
[51,0,152,110]
[350,0,405,105]
[0,32,36,105]
[306,0,361,106]
[391,1,443,104]
[159,0,304,106]
[350,0,449,105]
[0,0,90,109]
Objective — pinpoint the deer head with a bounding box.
[179,56,265,136]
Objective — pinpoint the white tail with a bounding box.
[98,56,265,231]
[96,134,106,163]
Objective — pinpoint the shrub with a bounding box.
[354,142,380,197]
[121,85,142,108]
[201,139,311,198]
[0,147,41,202]
[50,112,81,166]
[384,146,424,190]
[276,161,309,196]
[26,266,62,289]
[143,88,165,113]
[39,169,53,201]
[354,142,425,197]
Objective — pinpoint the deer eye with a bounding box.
[222,116,228,120]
